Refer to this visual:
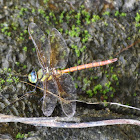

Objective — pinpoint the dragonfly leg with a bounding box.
[0,87,38,113]
[38,96,43,103]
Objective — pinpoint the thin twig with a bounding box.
[114,39,140,56]
[71,100,140,111]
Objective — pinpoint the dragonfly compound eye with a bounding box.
[28,71,37,83]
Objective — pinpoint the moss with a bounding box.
[6,78,13,83]
[86,89,93,97]
[133,93,137,97]
[38,9,46,17]
[77,60,81,65]
[115,11,127,17]
[110,93,114,98]
[43,0,49,4]
[23,65,27,69]
[91,15,100,22]
[111,74,118,81]
[93,76,98,80]
[93,84,102,95]
[16,132,26,139]
[115,11,119,16]
[120,13,126,17]
[23,46,27,52]
[135,10,140,29]
[59,11,65,23]
[0,78,5,84]
[102,11,110,16]
[15,62,20,66]
[75,83,78,89]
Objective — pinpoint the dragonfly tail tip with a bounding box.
[112,58,118,62]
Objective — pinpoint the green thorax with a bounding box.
[37,69,51,81]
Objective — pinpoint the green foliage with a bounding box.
[75,83,78,89]
[24,29,28,34]
[32,8,35,13]
[104,81,116,95]
[75,12,81,25]
[77,76,81,81]
[115,11,127,17]
[0,23,12,36]
[16,132,26,139]
[43,0,49,4]
[69,25,81,37]
[13,77,19,83]
[0,78,5,84]
[91,15,100,22]
[127,37,131,40]
[38,9,46,17]
[86,89,93,97]
[93,76,98,80]
[11,22,18,30]
[102,11,110,16]
[135,10,140,29]
[23,46,27,52]
[80,45,86,52]
[115,11,119,16]
[111,74,118,81]
[15,62,20,66]
[120,12,126,17]
[77,60,81,65]
[93,84,102,95]
[19,7,28,16]
[0,68,19,91]
[133,93,137,97]
[83,77,91,85]
[6,78,13,83]
[82,30,91,43]
[59,11,65,23]
[23,65,27,69]
[81,8,91,24]
[104,21,108,26]
[66,13,71,23]
[110,66,114,73]
[110,93,114,98]
[71,44,80,57]
[58,28,63,33]
[32,47,36,52]
[45,16,49,23]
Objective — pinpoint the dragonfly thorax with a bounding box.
[37,68,50,82]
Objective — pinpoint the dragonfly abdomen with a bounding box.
[57,58,117,74]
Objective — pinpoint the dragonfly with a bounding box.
[28,22,117,117]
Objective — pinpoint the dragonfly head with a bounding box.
[28,70,37,83]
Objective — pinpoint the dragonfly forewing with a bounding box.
[28,23,51,68]
[49,28,69,69]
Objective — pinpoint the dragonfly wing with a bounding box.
[49,28,69,69]
[56,73,76,117]
[28,23,50,68]
[42,79,57,116]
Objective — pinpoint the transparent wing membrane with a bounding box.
[49,28,69,69]
[42,79,57,116]
[28,23,51,68]
[56,74,76,117]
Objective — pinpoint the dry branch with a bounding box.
[0,114,140,128]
